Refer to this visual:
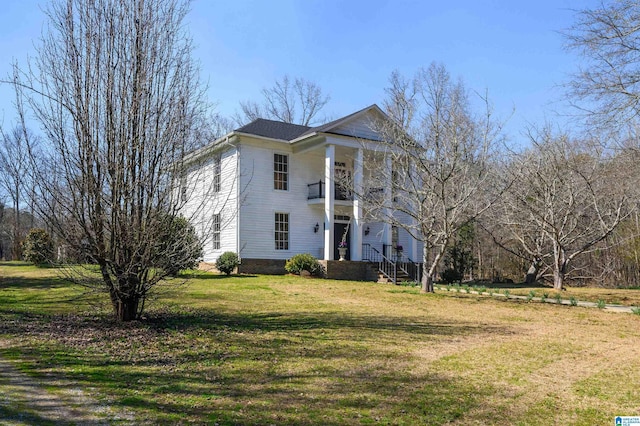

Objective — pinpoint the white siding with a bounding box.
[239,144,326,259]
[361,221,386,254]
[331,115,381,141]
[181,147,238,263]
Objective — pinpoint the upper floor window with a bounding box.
[274,153,288,190]
[213,154,221,193]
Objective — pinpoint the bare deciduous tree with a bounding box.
[368,63,507,293]
[0,126,33,259]
[11,0,214,321]
[565,1,640,127]
[495,127,633,290]
[234,75,330,126]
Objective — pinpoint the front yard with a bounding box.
[0,262,639,424]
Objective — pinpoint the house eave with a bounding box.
[181,133,239,167]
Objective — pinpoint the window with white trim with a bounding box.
[274,153,288,190]
[274,212,289,250]
[213,154,221,193]
[212,213,221,250]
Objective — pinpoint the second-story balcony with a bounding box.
[307,180,352,203]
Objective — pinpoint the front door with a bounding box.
[334,223,351,260]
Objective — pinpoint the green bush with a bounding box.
[22,228,54,266]
[441,268,463,284]
[156,215,203,276]
[285,253,322,276]
[216,252,239,276]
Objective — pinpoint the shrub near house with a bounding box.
[285,253,322,276]
[216,252,239,275]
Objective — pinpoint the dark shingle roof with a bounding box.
[235,119,311,141]
[235,105,385,142]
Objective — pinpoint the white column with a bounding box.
[383,155,393,256]
[351,148,363,261]
[324,144,335,260]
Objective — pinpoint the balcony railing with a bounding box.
[307,180,352,201]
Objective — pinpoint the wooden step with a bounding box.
[377,272,412,284]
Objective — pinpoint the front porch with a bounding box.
[301,142,393,262]
[297,140,420,266]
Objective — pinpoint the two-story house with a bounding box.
[180,104,423,280]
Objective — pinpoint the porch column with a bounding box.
[383,155,393,255]
[324,144,335,260]
[351,148,363,261]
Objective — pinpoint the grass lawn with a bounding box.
[1,261,639,424]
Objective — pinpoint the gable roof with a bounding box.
[297,104,385,139]
[235,104,390,142]
[235,119,311,141]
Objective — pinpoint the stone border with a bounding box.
[433,286,639,314]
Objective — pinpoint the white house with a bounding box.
[180,104,423,280]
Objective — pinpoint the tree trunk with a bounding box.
[12,189,21,260]
[112,295,140,321]
[525,259,540,284]
[109,279,142,321]
[421,272,434,293]
[421,247,444,293]
[553,268,564,290]
[421,248,435,293]
[553,246,566,290]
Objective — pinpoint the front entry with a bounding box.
[334,222,351,260]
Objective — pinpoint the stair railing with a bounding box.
[363,244,422,284]
[396,253,422,284]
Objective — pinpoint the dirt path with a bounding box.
[0,352,121,425]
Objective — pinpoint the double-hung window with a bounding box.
[274,154,288,190]
[213,154,221,193]
[274,213,289,250]
[212,213,221,250]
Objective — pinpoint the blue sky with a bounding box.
[0,0,600,144]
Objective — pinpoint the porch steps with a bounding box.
[369,263,412,284]
[377,272,412,284]
[363,260,414,285]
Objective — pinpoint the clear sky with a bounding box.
[0,0,600,144]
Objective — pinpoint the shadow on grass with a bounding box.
[0,261,33,267]
[0,275,72,290]
[0,305,511,424]
[0,405,63,426]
